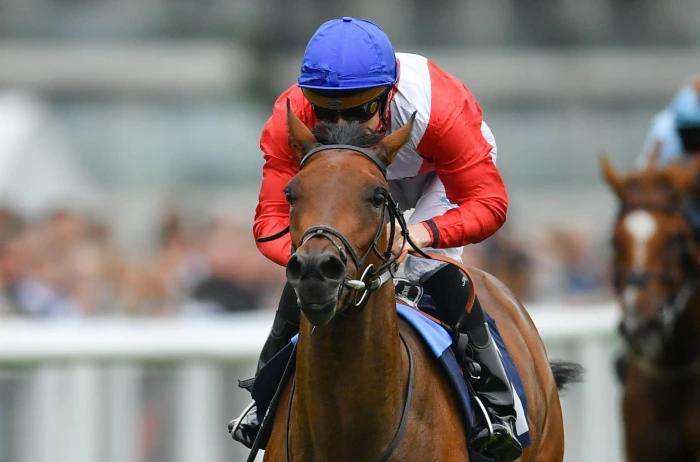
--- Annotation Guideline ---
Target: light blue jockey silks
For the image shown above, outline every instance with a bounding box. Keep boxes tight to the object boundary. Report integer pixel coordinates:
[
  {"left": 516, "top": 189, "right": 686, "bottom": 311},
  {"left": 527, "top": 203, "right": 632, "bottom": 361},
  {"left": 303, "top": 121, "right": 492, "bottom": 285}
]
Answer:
[
  {"left": 298, "top": 17, "right": 397, "bottom": 90},
  {"left": 638, "top": 83, "right": 700, "bottom": 167},
  {"left": 672, "top": 84, "right": 700, "bottom": 130}
]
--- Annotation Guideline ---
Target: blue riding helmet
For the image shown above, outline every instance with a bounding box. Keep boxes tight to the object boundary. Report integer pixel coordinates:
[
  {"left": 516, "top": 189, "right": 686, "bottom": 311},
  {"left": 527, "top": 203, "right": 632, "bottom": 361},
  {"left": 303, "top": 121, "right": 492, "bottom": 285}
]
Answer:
[
  {"left": 672, "top": 84, "right": 700, "bottom": 130},
  {"left": 298, "top": 17, "right": 397, "bottom": 91}
]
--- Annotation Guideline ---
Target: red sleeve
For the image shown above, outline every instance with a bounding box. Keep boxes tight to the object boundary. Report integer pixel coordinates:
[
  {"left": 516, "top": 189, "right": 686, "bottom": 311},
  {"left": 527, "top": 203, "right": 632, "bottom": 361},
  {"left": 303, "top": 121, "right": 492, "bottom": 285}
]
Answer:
[
  {"left": 253, "top": 85, "right": 314, "bottom": 266},
  {"left": 417, "top": 61, "right": 508, "bottom": 248}
]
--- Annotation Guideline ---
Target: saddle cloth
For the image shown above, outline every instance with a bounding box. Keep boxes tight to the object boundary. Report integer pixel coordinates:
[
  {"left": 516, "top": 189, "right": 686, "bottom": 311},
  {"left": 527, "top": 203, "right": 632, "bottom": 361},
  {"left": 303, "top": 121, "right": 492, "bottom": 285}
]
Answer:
[
  {"left": 396, "top": 303, "right": 531, "bottom": 450},
  {"left": 248, "top": 303, "right": 531, "bottom": 456}
]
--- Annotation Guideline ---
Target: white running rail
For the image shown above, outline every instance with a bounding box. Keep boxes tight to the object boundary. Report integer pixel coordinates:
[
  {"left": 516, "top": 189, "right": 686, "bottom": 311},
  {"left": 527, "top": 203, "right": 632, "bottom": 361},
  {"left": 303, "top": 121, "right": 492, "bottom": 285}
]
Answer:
[{"left": 0, "top": 304, "right": 624, "bottom": 462}]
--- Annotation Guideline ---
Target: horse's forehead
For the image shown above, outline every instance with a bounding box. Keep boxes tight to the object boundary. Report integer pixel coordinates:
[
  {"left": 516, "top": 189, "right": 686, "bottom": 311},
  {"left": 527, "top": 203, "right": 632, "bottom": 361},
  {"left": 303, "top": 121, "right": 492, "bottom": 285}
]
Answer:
[
  {"left": 619, "top": 210, "right": 661, "bottom": 270},
  {"left": 622, "top": 210, "right": 658, "bottom": 243},
  {"left": 298, "top": 152, "right": 382, "bottom": 186}
]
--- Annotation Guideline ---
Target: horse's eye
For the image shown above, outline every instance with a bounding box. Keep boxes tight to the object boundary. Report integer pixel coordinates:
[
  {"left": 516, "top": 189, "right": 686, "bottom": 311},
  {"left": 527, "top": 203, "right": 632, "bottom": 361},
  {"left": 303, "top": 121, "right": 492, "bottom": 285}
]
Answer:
[
  {"left": 284, "top": 187, "right": 296, "bottom": 205},
  {"left": 371, "top": 188, "right": 387, "bottom": 208}
]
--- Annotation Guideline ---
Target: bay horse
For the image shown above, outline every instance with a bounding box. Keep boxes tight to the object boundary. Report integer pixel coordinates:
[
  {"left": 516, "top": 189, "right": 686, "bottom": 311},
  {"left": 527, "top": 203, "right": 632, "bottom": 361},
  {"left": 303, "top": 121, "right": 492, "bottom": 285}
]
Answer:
[
  {"left": 261, "top": 105, "right": 574, "bottom": 461},
  {"left": 602, "top": 155, "right": 700, "bottom": 461}
]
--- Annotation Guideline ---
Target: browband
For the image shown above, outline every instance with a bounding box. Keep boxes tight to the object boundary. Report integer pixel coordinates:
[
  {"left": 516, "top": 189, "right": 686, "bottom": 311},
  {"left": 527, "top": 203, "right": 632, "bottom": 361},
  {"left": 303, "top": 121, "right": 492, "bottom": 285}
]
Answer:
[{"left": 301, "top": 144, "right": 387, "bottom": 178}]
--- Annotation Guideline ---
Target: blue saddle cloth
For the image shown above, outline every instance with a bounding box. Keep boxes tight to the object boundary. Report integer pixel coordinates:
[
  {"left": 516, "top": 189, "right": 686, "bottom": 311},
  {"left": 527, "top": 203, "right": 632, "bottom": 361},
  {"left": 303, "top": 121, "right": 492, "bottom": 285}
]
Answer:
[
  {"left": 249, "top": 303, "right": 531, "bottom": 456},
  {"left": 396, "top": 304, "right": 531, "bottom": 452}
]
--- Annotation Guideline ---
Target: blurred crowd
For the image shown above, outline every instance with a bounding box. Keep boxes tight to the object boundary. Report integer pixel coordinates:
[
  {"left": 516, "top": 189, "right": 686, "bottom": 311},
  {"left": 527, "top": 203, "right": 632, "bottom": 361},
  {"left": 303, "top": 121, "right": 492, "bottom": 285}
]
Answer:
[
  {"left": 0, "top": 205, "right": 609, "bottom": 319},
  {"left": 0, "top": 207, "right": 285, "bottom": 318}
]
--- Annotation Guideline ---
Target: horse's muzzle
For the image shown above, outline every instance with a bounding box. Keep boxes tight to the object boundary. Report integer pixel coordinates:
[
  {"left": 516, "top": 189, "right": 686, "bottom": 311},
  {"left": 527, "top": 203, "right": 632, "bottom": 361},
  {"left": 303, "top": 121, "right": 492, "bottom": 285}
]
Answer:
[
  {"left": 287, "top": 251, "right": 346, "bottom": 326},
  {"left": 619, "top": 316, "right": 664, "bottom": 358}
]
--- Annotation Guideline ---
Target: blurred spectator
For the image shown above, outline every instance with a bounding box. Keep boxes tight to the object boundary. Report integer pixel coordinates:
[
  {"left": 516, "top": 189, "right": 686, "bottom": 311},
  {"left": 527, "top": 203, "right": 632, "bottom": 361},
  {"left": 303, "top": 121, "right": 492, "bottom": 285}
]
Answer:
[
  {"left": 463, "top": 231, "right": 535, "bottom": 302},
  {"left": 186, "top": 216, "right": 285, "bottom": 314},
  {"left": 541, "top": 227, "right": 607, "bottom": 301},
  {"left": 0, "top": 203, "right": 611, "bottom": 318}
]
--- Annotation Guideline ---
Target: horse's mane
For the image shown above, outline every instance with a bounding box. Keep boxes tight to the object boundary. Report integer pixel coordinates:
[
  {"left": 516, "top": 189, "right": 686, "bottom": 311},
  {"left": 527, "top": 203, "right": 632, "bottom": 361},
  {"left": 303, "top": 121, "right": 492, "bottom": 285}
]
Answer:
[{"left": 312, "top": 122, "right": 384, "bottom": 148}]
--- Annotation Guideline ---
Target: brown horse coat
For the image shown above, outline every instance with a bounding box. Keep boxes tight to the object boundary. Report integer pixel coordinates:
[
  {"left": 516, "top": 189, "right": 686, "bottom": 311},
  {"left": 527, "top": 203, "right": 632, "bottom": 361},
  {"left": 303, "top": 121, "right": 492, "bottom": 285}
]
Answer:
[{"left": 263, "top": 268, "right": 565, "bottom": 461}]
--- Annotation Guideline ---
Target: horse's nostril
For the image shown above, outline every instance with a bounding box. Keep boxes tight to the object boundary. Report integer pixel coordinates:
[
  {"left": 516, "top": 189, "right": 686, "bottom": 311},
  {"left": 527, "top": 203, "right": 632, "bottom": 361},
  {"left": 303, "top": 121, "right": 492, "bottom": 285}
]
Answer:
[
  {"left": 319, "top": 254, "right": 345, "bottom": 281},
  {"left": 287, "top": 254, "right": 303, "bottom": 281}
]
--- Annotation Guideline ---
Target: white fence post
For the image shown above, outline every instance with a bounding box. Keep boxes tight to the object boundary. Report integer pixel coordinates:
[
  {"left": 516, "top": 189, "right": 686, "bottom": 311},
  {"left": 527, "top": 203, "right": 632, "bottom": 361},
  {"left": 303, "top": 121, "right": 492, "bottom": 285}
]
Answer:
[
  {"left": 64, "top": 362, "right": 102, "bottom": 462},
  {"left": 19, "top": 366, "right": 62, "bottom": 462},
  {"left": 176, "top": 361, "right": 223, "bottom": 462},
  {"left": 108, "top": 363, "right": 142, "bottom": 462}
]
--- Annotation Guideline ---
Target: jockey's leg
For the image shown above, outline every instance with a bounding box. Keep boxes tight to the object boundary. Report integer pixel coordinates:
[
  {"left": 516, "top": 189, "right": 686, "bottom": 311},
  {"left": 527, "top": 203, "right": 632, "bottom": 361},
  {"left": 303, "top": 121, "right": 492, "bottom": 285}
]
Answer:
[
  {"left": 229, "top": 283, "right": 299, "bottom": 448},
  {"left": 422, "top": 264, "right": 523, "bottom": 462},
  {"left": 256, "top": 283, "right": 299, "bottom": 372}
]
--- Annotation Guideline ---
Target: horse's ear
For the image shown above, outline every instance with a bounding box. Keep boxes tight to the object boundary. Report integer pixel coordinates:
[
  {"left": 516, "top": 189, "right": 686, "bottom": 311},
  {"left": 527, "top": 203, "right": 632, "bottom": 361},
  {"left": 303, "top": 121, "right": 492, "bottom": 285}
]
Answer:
[
  {"left": 600, "top": 154, "right": 624, "bottom": 198},
  {"left": 377, "top": 112, "right": 415, "bottom": 165},
  {"left": 643, "top": 141, "right": 662, "bottom": 172},
  {"left": 287, "top": 99, "right": 317, "bottom": 157}
]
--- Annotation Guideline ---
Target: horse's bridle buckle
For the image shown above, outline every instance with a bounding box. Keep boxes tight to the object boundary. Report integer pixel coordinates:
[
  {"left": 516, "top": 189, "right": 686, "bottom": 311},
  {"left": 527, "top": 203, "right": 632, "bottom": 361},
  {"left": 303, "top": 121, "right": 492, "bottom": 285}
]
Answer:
[{"left": 347, "top": 264, "right": 374, "bottom": 307}]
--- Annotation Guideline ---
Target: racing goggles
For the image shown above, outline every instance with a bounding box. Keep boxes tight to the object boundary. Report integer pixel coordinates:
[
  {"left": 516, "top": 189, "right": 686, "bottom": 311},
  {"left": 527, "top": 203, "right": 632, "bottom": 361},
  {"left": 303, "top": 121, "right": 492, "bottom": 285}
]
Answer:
[
  {"left": 303, "top": 86, "right": 389, "bottom": 123},
  {"left": 679, "top": 126, "right": 700, "bottom": 153}
]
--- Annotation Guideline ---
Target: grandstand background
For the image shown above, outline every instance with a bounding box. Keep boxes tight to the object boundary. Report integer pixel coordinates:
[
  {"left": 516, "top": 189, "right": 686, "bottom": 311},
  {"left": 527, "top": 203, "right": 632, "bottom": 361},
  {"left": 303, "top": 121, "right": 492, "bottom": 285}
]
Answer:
[{"left": 0, "top": 1, "right": 699, "bottom": 461}]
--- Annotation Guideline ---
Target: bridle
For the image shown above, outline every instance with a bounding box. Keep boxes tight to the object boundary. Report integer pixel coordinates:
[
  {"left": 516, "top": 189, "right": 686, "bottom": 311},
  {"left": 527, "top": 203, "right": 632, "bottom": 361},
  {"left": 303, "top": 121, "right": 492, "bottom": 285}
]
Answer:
[
  {"left": 614, "top": 204, "right": 700, "bottom": 379},
  {"left": 257, "top": 143, "right": 430, "bottom": 307}
]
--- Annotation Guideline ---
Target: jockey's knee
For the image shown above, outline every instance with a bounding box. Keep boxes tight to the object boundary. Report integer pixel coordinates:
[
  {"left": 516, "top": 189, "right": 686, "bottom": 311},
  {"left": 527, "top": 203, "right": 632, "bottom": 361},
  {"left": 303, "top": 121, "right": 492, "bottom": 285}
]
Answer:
[{"left": 421, "top": 264, "right": 483, "bottom": 329}]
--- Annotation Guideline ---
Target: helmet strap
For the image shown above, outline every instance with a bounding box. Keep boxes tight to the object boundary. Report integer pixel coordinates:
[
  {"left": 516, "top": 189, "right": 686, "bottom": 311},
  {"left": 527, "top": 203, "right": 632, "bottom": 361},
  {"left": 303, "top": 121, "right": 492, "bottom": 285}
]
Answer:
[{"left": 376, "top": 86, "right": 396, "bottom": 134}]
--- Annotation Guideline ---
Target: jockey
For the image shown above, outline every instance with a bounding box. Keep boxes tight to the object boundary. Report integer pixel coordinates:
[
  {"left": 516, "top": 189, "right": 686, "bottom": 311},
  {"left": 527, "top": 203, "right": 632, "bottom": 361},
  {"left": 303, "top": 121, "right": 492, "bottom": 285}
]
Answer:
[
  {"left": 231, "top": 17, "right": 521, "bottom": 461},
  {"left": 638, "top": 77, "right": 700, "bottom": 166},
  {"left": 637, "top": 77, "right": 700, "bottom": 229}
]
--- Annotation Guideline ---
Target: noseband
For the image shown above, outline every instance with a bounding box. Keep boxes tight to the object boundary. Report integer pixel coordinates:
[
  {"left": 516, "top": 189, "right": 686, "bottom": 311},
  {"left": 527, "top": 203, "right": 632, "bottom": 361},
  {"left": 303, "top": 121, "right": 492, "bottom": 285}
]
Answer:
[{"left": 258, "top": 143, "right": 430, "bottom": 307}]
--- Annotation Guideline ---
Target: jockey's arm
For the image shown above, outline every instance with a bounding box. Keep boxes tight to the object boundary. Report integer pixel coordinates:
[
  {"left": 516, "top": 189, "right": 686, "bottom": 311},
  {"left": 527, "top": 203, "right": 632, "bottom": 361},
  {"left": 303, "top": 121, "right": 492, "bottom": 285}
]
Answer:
[
  {"left": 254, "top": 87, "right": 309, "bottom": 266},
  {"left": 415, "top": 66, "right": 508, "bottom": 249},
  {"left": 636, "top": 109, "right": 684, "bottom": 169}
]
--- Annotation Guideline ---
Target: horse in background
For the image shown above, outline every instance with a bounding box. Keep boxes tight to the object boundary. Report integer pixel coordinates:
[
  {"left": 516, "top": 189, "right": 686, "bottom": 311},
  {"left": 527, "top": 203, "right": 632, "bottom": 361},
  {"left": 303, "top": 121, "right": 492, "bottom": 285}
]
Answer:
[
  {"left": 259, "top": 108, "right": 579, "bottom": 461},
  {"left": 602, "top": 154, "right": 700, "bottom": 461}
]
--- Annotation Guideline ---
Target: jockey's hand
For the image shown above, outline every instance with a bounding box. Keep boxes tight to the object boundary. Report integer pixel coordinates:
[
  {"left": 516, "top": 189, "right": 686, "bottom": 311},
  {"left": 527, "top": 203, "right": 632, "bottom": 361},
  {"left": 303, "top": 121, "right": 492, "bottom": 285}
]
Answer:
[{"left": 388, "top": 222, "right": 432, "bottom": 257}]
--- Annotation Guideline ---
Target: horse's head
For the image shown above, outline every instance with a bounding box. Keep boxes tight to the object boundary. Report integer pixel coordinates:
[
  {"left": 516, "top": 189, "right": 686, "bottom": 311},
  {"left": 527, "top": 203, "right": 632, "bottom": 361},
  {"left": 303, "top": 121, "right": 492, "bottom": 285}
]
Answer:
[
  {"left": 284, "top": 102, "right": 414, "bottom": 326},
  {"left": 602, "top": 155, "right": 700, "bottom": 358}
]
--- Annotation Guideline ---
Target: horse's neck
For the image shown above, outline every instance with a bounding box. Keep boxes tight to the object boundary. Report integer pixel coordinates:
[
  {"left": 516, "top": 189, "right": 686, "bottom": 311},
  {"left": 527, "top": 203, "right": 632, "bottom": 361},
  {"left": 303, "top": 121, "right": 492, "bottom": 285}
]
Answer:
[{"left": 293, "top": 284, "right": 406, "bottom": 458}]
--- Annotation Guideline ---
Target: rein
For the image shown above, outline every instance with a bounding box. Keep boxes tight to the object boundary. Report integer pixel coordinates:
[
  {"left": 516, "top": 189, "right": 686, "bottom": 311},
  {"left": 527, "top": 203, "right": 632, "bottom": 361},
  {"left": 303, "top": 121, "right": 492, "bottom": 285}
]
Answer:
[{"left": 284, "top": 332, "right": 415, "bottom": 462}]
